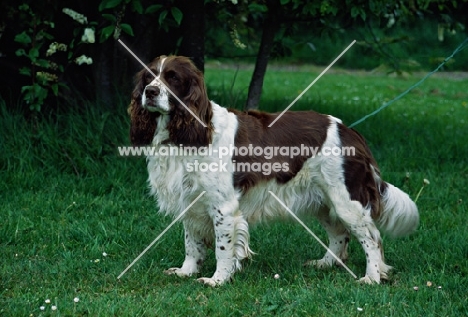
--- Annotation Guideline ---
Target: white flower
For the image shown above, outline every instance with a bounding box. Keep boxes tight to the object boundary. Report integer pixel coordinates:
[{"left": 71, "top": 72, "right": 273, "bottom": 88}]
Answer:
[
  {"left": 37, "top": 71, "right": 58, "bottom": 82},
  {"left": 46, "top": 45, "right": 56, "bottom": 56},
  {"left": 46, "top": 42, "right": 67, "bottom": 56},
  {"left": 62, "top": 8, "right": 88, "bottom": 24},
  {"left": 102, "top": 252, "right": 108, "bottom": 257},
  {"left": 274, "top": 274, "right": 280, "bottom": 279},
  {"left": 75, "top": 55, "right": 93, "bottom": 65},
  {"left": 229, "top": 26, "right": 246, "bottom": 50},
  {"left": 385, "top": 14, "right": 395, "bottom": 28},
  {"left": 51, "top": 305, "right": 57, "bottom": 311},
  {"left": 74, "top": 297, "right": 80, "bottom": 303},
  {"left": 40, "top": 306, "right": 46, "bottom": 311},
  {"left": 81, "top": 28, "right": 95, "bottom": 43},
  {"left": 357, "top": 307, "right": 363, "bottom": 312},
  {"left": 423, "top": 179, "right": 430, "bottom": 185},
  {"left": 45, "top": 299, "right": 51, "bottom": 304}
]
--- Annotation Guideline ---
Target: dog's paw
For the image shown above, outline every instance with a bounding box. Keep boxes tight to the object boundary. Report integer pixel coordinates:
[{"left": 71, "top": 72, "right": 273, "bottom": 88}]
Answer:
[
  {"left": 197, "top": 277, "right": 220, "bottom": 287},
  {"left": 357, "top": 275, "right": 380, "bottom": 285},
  {"left": 164, "top": 268, "right": 194, "bottom": 277}
]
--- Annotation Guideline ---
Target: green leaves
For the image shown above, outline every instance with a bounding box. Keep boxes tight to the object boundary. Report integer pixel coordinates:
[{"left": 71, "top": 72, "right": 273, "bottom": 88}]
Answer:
[
  {"left": 15, "top": 47, "right": 41, "bottom": 62},
  {"left": 98, "top": 0, "right": 123, "bottom": 11},
  {"left": 14, "top": 31, "right": 32, "bottom": 44},
  {"left": 131, "top": 0, "right": 144, "bottom": 14},
  {"left": 158, "top": 10, "right": 168, "bottom": 25},
  {"left": 15, "top": 49, "right": 27, "bottom": 57},
  {"left": 51, "top": 83, "right": 59, "bottom": 96},
  {"left": 350, "top": 6, "right": 367, "bottom": 20},
  {"left": 13, "top": 4, "right": 100, "bottom": 112},
  {"left": 120, "top": 23, "right": 134, "bottom": 36},
  {"left": 145, "top": 4, "right": 163, "bottom": 14},
  {"left": 102, "top": 13, "right": 116, "bottom": 23},
  {"left": 100, "top": 25, "right": 115, "bottom": 42},
  {"left": 29, "top": 47, "right": 39, "bottom": 59},
  {"left": 171, "top": 7, "right": 183, "bottom": 25},
  {"left": 21, "top": 84, "right": 49, "bottom": 111},
  {"left": 98, "top": 1, "right": 182, "bottom": 41},
  {"left": 98, "top": 0, "right": 146, "bottom": 14},
  {"left": 19, "top": 68, "right": 31, "bottom": 77},
  {"left": 157, "top": 6, "right": 183, "bottom": 26}
]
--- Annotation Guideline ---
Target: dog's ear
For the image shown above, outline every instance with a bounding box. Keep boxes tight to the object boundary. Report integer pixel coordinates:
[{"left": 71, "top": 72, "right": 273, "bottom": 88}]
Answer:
[
  {"left": 167, "top": 57, "right": 213, "bottom": 147},
  {"left": 127, "top": 68, "right": 159, "bottom": 146}
]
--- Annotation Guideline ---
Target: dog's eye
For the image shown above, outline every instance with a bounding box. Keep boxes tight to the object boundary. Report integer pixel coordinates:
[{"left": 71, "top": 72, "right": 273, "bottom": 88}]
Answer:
[
  {"left": 144, "top": 72, "right": 155, "bottom": 83},
  {"left": 166, "top": 71, "right": 179, "bottom": 83}
]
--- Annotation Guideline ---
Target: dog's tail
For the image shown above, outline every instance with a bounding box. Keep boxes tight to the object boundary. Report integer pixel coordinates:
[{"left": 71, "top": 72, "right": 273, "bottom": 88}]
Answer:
[{"left": 377, "top": 182, "right": 419, "bottom": 238}]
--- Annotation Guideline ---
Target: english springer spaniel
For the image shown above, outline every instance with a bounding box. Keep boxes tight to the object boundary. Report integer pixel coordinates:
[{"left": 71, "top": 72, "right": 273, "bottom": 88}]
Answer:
[{"left": 127, "top": 55, "right": 419, "bottom": 286}]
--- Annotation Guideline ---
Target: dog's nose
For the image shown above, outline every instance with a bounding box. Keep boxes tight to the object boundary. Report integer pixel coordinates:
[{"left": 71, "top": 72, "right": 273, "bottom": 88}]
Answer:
[{"left": 145, "top": 86, "right": 160, "bottom": 98}]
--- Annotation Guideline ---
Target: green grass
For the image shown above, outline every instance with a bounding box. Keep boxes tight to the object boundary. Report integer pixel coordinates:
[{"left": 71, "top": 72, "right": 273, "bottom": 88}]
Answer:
[{"left": 1, "top": 66, "right": 468, "bottom": 316}]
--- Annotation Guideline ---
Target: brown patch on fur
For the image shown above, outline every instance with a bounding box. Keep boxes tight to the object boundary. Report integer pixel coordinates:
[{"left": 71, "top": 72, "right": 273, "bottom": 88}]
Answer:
[
  {"left": 338, "top": 124, "right": 387, "bottom": 219},
  {"left": 128, "top": 99, "right": 159, "bottom": 146},
  {"left": 127, "top": 58, "right": 162, "bottom": 146},
  {"left": 229, "top": 109, "right": 331, "bottom": 193},
  {"left": 164, "top": 56, "right": 213, "bottom": 147}
]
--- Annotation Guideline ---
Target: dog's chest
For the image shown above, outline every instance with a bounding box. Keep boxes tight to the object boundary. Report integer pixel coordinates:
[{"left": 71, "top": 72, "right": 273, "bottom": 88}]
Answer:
[
  {"left": 147, "top": 145, "right": 212, "bottom": 192},
  {"left": 146, "top": 142, "right": 236, "bottom": 215}
]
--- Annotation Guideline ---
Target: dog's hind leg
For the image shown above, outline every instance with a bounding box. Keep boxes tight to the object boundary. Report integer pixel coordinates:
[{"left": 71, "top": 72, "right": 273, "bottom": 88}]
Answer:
[{"left": 325, "top": 185, "right": 390, "bottom": 284}]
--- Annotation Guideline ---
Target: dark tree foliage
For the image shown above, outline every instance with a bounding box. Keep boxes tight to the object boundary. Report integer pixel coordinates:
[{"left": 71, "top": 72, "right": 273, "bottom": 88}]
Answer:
[
  {"left": 0, "top": 0, "right": 201, "bottom": 112},
  {"left": 0, "top": 0, "right": 466, "bottom": 113}
]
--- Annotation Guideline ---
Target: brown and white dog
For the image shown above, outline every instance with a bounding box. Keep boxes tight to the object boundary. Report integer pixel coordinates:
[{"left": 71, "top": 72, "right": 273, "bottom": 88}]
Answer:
[{"left": 128, "top": 55, "right": 419, "bottom": 286}]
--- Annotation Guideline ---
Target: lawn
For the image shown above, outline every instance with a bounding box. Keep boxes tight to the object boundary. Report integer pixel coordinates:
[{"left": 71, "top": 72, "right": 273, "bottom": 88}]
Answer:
[{"left": 1, "top": 64, "right": 467, "bottom": 316}]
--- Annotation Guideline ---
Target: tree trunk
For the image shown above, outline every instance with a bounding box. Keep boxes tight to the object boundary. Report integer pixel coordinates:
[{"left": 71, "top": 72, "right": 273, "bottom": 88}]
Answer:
[
  {"left": 245, "top": 0, "right": 280, "bottom": 110},
  {"left": 177, "top": 0, "right": 205, "bottom": 72},
  {"left": 94, "top": 40, "right": 114, "bottom": 105}
]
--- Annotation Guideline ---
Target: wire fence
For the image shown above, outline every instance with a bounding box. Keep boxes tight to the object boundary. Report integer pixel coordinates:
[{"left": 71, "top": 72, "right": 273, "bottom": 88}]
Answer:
[{"left": 348, "top": 37, "right": 468, "bottom": 129}]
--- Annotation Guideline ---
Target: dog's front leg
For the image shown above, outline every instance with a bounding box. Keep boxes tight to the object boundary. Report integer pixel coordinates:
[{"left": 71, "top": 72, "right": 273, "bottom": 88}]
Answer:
[
  {"left": 198, "top": 200, "right": 240, "bottom": 287},
  {"left": 164, "top": 220, "right": 207, "bottom": 277}
]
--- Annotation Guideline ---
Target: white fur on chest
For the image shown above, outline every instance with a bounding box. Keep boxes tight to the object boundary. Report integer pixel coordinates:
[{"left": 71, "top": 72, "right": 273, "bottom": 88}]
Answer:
[{"left": 147, "top": 102, "right": 239, "bottom": 216}]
